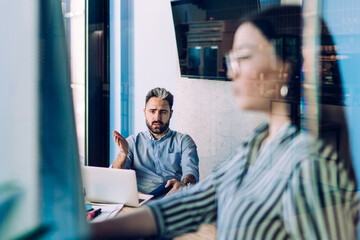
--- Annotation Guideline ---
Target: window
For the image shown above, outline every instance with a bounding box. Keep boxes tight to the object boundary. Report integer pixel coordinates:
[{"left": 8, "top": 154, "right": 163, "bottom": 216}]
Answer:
[
  {"left": 62, "top": 0, "right": 110, "bottom": 167},
  {"left": 61, "top": 0, "right": 86, "bottom": 163}
]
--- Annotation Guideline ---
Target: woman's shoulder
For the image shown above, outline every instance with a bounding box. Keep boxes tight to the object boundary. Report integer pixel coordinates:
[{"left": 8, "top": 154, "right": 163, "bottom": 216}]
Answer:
[{"left": 288, "top": 134, "right": 356, "bottom": 190}]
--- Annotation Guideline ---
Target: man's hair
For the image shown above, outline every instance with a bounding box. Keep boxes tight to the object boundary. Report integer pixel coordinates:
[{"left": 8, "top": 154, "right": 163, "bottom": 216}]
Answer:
[{"left": 145, "top": 87, "right": 174, "bottom": 109}]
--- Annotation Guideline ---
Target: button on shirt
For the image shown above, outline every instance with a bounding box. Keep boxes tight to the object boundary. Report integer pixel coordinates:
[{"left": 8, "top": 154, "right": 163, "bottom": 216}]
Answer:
[{"left": 124, "top": 129, "right": 199, "bottom": 194}]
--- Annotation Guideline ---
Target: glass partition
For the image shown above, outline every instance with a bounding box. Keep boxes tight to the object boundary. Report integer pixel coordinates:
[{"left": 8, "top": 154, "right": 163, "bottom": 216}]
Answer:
[{"left": 61, "top": 0, "right": 86, "bottom": 163}]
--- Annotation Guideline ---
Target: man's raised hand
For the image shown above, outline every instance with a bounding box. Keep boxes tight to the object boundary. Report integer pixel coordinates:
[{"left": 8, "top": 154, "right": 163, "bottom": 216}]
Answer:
[{"left": 112, "top": 130, "right": 129, "bottom": 169}]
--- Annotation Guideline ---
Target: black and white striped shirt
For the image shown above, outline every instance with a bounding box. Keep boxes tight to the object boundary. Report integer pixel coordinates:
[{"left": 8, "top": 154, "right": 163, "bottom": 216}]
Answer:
[{"left": 148, "top": 123, "right": 359, "bottom": 239}]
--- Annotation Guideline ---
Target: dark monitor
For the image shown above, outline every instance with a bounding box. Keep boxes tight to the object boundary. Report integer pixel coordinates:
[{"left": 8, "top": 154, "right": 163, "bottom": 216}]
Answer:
[{"left": 171, "top": 0, "right": 281, "bottom": 80}]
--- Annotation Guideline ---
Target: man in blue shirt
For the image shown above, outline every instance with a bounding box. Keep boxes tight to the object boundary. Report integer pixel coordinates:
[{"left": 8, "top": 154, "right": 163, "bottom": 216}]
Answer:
[{"left": 111, "top": 87, "right": 199, "bottom": 196}]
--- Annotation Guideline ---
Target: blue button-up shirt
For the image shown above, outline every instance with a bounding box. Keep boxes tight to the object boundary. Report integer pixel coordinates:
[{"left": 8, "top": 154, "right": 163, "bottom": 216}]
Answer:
[{"left": 124, "top": 129, "right": 199, "bottom": 194}]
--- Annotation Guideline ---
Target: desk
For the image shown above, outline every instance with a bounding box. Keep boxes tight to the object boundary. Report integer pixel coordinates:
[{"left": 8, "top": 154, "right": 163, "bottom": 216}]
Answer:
[{"left": 118, "top": 206, "right": 217, "bottom": 240}]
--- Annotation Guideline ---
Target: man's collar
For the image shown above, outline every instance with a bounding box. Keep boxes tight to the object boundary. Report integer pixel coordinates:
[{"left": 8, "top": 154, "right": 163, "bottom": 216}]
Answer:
[{"left": 146, "top": 128, "right": 172, "bottom": 141}]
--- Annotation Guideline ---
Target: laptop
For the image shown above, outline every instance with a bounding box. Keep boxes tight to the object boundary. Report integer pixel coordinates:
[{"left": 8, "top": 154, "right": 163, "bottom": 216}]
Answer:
[{"left": 81, "top": 166, "right": 153, "bottom": 207}]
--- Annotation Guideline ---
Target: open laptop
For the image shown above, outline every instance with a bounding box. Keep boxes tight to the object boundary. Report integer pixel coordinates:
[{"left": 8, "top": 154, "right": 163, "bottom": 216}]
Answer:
[{"left": 81, "top": 166, "right": 153, "bottom": 207}]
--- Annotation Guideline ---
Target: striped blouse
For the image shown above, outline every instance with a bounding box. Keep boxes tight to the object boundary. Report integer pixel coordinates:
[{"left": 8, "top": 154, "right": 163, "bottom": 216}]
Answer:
[{"left": 147, "top": 123, "right": 359, "bottom": 239}]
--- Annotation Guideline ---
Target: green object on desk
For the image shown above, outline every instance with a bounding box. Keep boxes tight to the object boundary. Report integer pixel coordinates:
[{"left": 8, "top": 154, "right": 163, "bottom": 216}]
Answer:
[{"left": 86, "top": 204, "right": 93, "bottom": 211}]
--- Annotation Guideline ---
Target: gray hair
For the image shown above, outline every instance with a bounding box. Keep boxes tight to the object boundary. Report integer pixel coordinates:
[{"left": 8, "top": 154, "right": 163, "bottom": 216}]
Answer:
[{"left": 145, "top": 87, "right": 174, "bottom": 109}]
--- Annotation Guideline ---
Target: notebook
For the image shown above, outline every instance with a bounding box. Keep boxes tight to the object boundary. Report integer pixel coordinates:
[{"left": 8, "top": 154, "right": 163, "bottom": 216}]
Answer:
[{"left": 81, "top": 166, "right": 153, "bottom": 207}]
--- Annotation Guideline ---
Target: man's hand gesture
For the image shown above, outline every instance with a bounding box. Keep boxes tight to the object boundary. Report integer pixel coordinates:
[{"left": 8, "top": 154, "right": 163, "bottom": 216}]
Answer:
[{"left": 112, "top": 130, "right": 129, "bottom": 168}]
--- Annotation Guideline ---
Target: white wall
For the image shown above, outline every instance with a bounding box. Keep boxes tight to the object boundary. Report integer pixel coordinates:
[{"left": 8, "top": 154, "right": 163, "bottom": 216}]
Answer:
[
  {"left": 176, "top": 78, "right": 267, "bottom": 179},
  {"left": 133, "top": 0, "right": 179, "bottom": 133}
]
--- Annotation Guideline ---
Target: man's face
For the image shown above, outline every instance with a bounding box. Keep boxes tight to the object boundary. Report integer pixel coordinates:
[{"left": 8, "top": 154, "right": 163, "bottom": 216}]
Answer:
[{"left": 144, "top": 97, "right": 173, "bottom": 135}]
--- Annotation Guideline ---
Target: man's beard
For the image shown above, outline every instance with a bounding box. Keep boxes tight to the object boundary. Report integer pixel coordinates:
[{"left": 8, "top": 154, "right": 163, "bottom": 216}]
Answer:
[{"left": 146, "top": 119, "right": 170, "bottom": 135}]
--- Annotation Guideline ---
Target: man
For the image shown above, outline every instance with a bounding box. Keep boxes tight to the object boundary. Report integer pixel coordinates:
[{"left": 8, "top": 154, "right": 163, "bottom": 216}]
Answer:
[{"left": 112, "top": 87, "right": 199, "bottom": 197}]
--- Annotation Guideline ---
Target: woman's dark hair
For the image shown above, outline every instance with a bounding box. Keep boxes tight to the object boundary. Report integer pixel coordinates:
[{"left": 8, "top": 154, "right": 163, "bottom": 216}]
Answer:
[
  {"left": 239, "top": 5, "right": 344, "bottom": 124},
  {"left": 240, "top": 6, "right": 354, "bottom": 180}
]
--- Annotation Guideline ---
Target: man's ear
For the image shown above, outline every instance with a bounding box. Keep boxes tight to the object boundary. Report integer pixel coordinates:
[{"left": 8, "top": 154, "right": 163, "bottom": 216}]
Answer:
[
  {"left": 143, "top": 108, "right": 146, "bottom": 117},
  {"left": 170, "top": 110, "right": 173, "bottom": 119}
]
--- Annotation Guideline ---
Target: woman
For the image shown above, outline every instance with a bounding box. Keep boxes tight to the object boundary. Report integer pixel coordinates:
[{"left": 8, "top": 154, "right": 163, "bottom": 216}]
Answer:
[{"left": 92, "top": 5, "right": 358, "bottom": 239}]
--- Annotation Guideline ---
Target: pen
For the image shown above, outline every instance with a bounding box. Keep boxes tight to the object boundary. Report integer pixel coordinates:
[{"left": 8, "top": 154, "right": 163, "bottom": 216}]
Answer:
[
  {"left": 87, "top": 208, "right": 102, "bottom": 220},
  {"left": 87, "top": 208, "right": 94, "bottom": 212}
]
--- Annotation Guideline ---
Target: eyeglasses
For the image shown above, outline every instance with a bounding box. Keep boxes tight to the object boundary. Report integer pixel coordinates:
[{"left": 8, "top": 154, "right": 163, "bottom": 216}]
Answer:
[
  {"left": 225, "top": 48, "right": 273, "bottom": 78},
  {"left": 225, "top": 50, "right": 247, "bottom": 78}
]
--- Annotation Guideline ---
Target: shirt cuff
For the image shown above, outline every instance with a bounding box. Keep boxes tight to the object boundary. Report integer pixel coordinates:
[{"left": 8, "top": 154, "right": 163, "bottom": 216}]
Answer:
[
  {"left": 146, "top": 203, "right": 166, "bottom": 236},
  {"left": 181, "top": 172, "right": 199, "bottom": 182}
]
